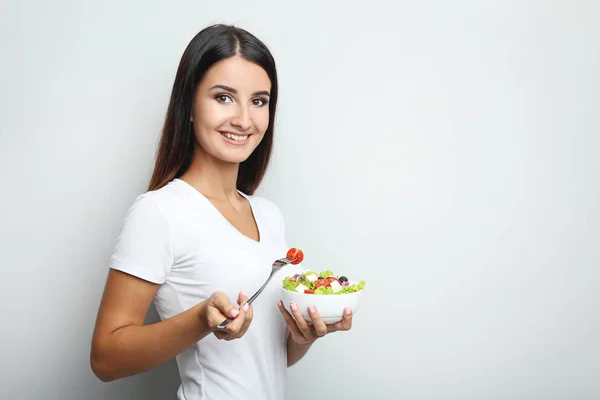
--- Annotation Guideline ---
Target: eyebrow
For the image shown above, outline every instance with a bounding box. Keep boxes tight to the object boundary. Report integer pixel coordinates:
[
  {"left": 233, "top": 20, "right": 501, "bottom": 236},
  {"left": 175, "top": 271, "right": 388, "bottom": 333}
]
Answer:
[{"left": 209, "top": 84, "right": 270, "bottom": 97}]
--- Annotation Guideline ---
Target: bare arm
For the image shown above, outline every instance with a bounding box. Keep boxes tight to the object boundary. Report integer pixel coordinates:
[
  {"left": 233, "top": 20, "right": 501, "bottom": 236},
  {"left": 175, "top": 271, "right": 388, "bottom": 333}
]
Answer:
[
  {"left": 278, "top": 301, "right": 354, "bottom": 368},
  {"left": 286, "top": 334, "right": 313, "bottom": 367},
  {"left": 90, "top": 269, "right": 251, "bottom": 382}
]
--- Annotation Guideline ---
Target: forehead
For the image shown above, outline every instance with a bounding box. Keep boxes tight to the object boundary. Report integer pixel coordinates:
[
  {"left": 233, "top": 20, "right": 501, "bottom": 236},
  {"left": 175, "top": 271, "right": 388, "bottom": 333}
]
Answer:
[{"left": 199, "top": 56, "right": 271, "bottom": 92}]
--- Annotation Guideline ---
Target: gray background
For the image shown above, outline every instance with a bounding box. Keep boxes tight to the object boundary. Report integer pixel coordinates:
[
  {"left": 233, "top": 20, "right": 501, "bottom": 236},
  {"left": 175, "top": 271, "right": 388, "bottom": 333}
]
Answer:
[{"left": 1, "top": 0, "right": 599, "bottom": 399}]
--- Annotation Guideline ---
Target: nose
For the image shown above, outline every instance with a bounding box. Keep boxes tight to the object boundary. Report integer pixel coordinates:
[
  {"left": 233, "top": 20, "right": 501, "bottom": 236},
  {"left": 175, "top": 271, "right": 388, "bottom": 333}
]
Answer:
[{"left": 231, "top": 104, "right": 252, "bottom": 131}]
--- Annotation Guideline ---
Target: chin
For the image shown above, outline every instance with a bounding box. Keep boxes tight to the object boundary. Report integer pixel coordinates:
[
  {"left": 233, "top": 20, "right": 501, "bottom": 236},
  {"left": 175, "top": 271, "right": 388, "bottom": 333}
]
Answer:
[
  {"left": 197, "top": 134, "right": 263, "bottom": 165},
  {"left": 222, "top": 154, "right": 253, "bottom": 164},
  {"left": 217, "top": 136, "right": 262, "bottom": 163},
  {"left": 215, "top": 148, "right": 256, "bottom": 164}
]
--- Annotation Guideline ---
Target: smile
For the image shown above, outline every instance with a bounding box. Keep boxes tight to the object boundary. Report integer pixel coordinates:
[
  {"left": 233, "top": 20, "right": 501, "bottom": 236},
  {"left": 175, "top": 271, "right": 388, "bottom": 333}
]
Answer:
[
  {"left": 220, "top": 131, "right": 250, "bottom": 143},
  {"left": 222, "top": 132, "right": 248, "bottom": 141}
]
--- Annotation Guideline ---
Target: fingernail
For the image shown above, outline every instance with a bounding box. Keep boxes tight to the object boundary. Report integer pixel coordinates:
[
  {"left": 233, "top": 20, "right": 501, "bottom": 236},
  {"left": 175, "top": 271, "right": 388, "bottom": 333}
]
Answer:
[
  {"left": 230, "top": 309, "right": 239, "bottom": 318},
  {"left": 243, "top": 303, "right": 249, "bottom": 312},
  {"left": 290, "top": 302, "right": 298, "bottom": 311},
  {"left": 309, "top": 305, "right": 316, "bottom": 313},
  {"left": 277, "top": 300, "right": 283, "bottom": 307},
  {"left": 240, "top": 290, "right": 246, "bottom": 297},
  {"left": 344, "top": 307, "right": 352, "bottom": 315}
]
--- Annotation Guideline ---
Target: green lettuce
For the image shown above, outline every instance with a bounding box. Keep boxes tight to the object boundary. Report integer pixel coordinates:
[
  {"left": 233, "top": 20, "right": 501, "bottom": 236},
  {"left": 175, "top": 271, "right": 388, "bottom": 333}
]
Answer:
[
  {"left": 282, "top": 272, "right": 366, "bottom": 295},
  {"left": 282, "top": 278, "right": 300, "bottom": 292},
  {"left": 314, "top": 286, "right": 333, "bottom": 295},
  {"left": 318, "top": 270, "right": 335, "bottom": 278}
]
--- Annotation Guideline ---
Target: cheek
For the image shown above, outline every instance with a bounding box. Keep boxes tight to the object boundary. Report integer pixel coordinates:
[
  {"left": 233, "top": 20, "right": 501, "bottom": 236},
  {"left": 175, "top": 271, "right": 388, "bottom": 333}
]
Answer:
[
  {"left": 195, "top": 107, "right": 231, "bottom": 147},
  {"left": 197, "top": 101, "right": 230, "bottom": 129},
  {"left": 252, "top": 108, "right": 271, "bottom": 133}
]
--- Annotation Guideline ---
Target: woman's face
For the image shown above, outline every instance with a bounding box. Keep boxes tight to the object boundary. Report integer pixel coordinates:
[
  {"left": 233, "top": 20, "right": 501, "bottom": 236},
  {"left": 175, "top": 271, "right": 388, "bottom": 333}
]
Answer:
[{"left": 191, "top": 56, "right": 271, "bottom": 165}]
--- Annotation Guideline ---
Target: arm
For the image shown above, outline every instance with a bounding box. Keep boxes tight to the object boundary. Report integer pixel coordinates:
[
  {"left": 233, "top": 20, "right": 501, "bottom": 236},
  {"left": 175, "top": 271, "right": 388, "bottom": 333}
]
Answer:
[
  {"left": 278, "top": 301, "right": 354, "bottom": 368},
  {"left": 287, "top": 333, "right": 313, "bottom": 367},
  {"left": 90, "top": 269, "right": 249, "bottom": 382},
  {"left": 90, "top": 269, "right": 210, "bottom": 381}
]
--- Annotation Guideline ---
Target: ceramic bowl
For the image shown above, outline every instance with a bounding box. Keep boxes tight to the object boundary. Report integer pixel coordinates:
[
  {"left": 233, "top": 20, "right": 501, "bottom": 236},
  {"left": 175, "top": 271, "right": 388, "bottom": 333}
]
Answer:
[{"left": 280, "top": 282, "right": 364, "bottom": 324}]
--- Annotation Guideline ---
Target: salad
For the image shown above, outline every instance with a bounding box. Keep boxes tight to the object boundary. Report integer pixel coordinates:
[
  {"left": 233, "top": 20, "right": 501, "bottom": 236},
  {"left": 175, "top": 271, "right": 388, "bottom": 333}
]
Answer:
[{"left": 282, "top": 269, "right": 366, "bottom": 295}]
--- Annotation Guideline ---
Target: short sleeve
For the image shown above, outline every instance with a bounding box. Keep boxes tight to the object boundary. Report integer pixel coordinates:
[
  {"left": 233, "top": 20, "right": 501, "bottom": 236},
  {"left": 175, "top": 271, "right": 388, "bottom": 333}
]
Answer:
[{"left": 108, "top": 193, "right": 173, "bottom": 284}]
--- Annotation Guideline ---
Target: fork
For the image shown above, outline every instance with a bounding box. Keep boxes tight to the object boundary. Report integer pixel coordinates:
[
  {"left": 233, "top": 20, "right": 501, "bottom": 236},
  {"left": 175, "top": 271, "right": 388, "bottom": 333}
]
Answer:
[{"left": 216, "top": 256, "right": 296, "bottom": 331}]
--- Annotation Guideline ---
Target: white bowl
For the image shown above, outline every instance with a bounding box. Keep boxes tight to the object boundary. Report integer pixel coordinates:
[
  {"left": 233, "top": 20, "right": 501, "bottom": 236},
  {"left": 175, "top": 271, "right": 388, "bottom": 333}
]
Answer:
[{"left": 280, "top": 282, "right": 364, "bottom": 324}]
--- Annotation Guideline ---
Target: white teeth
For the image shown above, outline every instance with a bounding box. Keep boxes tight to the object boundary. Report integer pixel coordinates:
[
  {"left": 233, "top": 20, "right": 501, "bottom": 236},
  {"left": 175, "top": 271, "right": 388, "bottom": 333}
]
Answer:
[{"left": 223, "top": 132, "right": 248, "bottom": 141}]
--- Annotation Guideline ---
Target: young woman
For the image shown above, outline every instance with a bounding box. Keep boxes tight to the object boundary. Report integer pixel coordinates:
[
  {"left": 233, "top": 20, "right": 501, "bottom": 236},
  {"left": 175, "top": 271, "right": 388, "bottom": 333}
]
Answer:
[{"left": 90, "top": 24, "right": 353, "bottom": 399}]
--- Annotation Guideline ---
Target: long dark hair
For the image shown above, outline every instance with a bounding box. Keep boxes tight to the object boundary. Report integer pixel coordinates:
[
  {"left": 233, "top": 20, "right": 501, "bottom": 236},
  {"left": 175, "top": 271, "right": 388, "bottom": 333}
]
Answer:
[{"left": 148, "top": 24, "right": 279, "bottom": 194}]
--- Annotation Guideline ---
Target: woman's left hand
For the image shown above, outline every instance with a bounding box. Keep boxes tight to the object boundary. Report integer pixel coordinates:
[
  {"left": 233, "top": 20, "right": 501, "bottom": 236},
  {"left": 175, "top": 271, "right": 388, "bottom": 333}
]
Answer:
[{"left": 277, "top": 301, "right": 353, "bottom": 344}]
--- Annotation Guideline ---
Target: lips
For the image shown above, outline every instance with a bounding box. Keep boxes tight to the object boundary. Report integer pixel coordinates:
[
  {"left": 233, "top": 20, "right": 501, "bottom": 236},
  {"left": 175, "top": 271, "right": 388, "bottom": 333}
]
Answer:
[{"left": 220, "top": 131, "right": 250, "bottom": 142}]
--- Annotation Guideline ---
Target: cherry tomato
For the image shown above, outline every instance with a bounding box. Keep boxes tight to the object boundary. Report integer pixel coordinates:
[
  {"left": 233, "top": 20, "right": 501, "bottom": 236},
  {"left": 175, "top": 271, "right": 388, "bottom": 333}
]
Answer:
[
  {"left": 286, "top": 248, "right": 304, "bottom": 264},
  {"left": 304, "top": 289, "right": 314, "bottom": 294},
  {"left": 327, "top": 277, "right": 341, "bottom": 286},
  {"left": 314, "top": 279, "right": 330, "bottom": 289}
]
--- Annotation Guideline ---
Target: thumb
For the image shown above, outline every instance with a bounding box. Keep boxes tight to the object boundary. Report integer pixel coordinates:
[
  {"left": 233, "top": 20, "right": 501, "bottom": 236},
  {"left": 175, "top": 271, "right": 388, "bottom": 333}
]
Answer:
[
  {"left": 238, "top": 290, "right": 250, "bottom": 312},
  {"left": 212, "top": 292, "right": 240, "bottom": 319},
  {"left": 238, "top": 290, "right": 250, "bottom": 304}
]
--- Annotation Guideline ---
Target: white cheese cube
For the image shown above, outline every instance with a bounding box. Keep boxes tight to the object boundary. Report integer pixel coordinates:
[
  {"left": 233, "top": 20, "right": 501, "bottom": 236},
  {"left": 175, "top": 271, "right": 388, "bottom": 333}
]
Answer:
[
  {"left": 330, "top": 280, "right": 342, "bottom": 293},
  {"left": 295, "top": 283, "right": 309, "bottom": 293},
  {"left": 305, "top": 274, "right": 318, "bottom": 282}
]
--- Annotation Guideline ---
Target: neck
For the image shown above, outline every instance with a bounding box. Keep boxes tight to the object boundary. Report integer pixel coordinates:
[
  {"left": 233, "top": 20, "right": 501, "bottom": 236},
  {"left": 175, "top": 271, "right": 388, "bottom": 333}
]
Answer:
[{"left": 180, "top": 147, "right": 240, "bottom": 201}]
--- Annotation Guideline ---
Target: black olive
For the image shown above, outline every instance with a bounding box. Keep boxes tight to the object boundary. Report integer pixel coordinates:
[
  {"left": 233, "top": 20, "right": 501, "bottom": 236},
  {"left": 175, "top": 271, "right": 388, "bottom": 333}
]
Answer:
[{"left": 339, "top": 276, "right": 348, "bottom": 283}]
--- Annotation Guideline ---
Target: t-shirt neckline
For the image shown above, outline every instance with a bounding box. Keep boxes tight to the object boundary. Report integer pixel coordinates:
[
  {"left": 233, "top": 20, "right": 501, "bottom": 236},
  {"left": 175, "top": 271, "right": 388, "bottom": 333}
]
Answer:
[{"left": 172, "top": 178, "right": 262, "bottom": 244}]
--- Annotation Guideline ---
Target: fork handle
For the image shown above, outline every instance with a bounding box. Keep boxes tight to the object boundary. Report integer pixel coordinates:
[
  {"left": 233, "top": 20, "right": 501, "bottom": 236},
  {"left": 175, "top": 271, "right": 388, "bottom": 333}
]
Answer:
[
  {"left": 216, "top": 270, "right": 278, "bottom": 330},
  {"left": 246, "top": 269, "right": 278, "bottom": 305},
  {"left": 216, "top": 317, "right": 233, "bottom": 330}
]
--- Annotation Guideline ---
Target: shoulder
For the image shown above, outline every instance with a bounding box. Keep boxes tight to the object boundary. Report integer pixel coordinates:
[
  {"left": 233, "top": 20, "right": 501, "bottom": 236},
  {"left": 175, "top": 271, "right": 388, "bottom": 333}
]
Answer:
[{"left": 124, "top": 180, "right": 189, "bottom": 222}]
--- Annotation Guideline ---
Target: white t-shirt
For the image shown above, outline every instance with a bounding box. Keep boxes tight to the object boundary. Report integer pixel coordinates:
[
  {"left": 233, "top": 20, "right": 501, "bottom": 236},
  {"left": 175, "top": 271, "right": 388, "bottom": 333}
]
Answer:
[{"left": 109, "top": 178, "right": 303, "bottom": 400}]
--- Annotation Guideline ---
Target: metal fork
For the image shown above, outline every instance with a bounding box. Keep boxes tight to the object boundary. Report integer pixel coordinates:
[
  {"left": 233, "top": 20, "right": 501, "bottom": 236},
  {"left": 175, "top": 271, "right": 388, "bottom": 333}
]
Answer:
[{"left": 216, "top": 256, "right": 296, "bottom": 331}]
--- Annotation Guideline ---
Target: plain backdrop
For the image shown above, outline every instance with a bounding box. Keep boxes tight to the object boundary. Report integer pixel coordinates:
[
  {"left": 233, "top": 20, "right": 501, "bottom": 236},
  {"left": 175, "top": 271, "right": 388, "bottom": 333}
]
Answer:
[{"left": 1, "top": 0, "right": 599, "bottom": 399}]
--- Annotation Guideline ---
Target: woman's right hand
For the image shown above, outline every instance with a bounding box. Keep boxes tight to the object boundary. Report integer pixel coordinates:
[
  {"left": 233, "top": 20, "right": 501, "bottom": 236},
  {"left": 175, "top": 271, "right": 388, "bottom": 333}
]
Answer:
[
  {"left": 91, "top": 270, "right": 254, "bottom": 382},
  {"left": 204, "top": 291, "right": 253, "bottom": 340}
]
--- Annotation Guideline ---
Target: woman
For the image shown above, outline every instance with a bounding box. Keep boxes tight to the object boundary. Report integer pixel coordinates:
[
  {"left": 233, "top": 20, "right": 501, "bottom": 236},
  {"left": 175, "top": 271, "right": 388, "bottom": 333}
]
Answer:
[{"left": 90, "top": 24, "right": 353, "bottom": 399}]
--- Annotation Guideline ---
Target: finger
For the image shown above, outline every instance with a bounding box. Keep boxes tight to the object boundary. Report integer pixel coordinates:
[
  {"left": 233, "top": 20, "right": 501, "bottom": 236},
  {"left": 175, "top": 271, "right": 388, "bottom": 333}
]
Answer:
[
  {"left": 209, "top": 293, "right": 247, "bottom": 335},
  {"left": 327, "top": 306, "right": 353, "bottom": 333},
  {"left": 237, "top": 290, "right": 248, "bottom": 307},
  {"left": 233, "top": 292, "right": 254, "bottom": 338},
  {"left": 237, "top": 291, "right": 252, "bottom": 323},
  {"left": 226, "top": 303, "right": 248, "bottom": 333},
  {"left": 214, "top": 330, "right": 230, "bottom": 340},
  {"left": 212, "top": 292, "right": 241, "bottom": 320},
  {"left": 307, "top": 305, "right": 327, "bottom": 337},
  {"left": 289, "top": 302, "right": 313, "bottom": 339},
  {"left": 277, "top": 300, "right": 303, "bottom": 338},
  {"left": 340, "top": 306, "right": 353, "bottom": 330},
  {"left": 217, "top": 307, "right": 248, "bottom": 337}
]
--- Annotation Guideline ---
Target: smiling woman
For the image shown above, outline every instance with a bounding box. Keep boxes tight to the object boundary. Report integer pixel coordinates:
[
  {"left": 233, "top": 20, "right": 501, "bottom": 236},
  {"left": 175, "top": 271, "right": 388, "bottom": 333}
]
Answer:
[
  {"left": 147, "top": 25, "right": 279, "bottom": 195},
  {"left": 189, "top": 57, "right": 271, "bottom": 165},
  {"left": 89, "top": 24, "right": 353, "bottom": 400}
]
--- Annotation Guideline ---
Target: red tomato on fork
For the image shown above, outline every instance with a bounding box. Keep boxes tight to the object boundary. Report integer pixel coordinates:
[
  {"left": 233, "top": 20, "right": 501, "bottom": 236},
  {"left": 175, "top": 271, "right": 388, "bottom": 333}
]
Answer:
[{"left": 286, "top": 248, "right": 304, "bottom": 264}]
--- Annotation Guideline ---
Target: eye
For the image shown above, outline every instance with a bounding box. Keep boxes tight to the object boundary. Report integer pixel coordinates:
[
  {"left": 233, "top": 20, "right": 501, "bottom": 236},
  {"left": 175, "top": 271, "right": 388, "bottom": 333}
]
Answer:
[
  {"left": 215, "top": 94, "right": 233, "bottom": 103},
  {"left": 251, "top": 98, "right": 268, "bottom": 107}
]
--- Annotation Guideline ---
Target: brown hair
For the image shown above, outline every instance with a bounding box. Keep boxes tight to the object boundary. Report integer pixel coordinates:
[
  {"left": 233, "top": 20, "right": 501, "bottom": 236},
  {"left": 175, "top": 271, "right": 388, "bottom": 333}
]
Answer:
[{"left": 148, "top": 24, "right": 279, "bottom": 194}]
